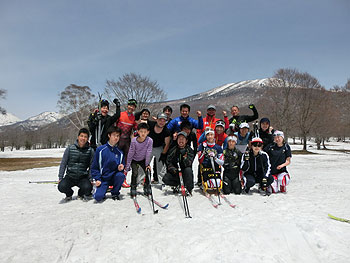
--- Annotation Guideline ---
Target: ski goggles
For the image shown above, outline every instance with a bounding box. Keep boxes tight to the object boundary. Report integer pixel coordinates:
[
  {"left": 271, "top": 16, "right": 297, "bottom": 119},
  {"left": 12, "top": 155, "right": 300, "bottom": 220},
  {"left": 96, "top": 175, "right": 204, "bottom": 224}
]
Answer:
[
  {"left": 251, "top": 142, "right": 263, "bottom": 147},
  {"left": 215, "top": 120, "right": 225, "bottom": 128}
]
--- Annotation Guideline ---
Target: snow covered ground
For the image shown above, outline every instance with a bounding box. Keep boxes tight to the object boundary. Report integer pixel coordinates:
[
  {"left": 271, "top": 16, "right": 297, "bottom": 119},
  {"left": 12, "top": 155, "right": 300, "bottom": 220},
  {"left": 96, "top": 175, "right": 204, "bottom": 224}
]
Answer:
[{"left": 0, "top": 144, "right": 349, "bottom": 263}]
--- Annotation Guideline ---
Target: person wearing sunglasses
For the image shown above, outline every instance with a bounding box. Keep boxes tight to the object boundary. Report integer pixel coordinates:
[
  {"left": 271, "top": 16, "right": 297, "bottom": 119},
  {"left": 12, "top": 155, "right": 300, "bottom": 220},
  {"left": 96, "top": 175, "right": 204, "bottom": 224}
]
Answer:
[
  {"left": 240, "top": 137, "right": 274, "bottom": 194},
  {"left": 265, "top": 130, "right": 291, "bottom": 193}
]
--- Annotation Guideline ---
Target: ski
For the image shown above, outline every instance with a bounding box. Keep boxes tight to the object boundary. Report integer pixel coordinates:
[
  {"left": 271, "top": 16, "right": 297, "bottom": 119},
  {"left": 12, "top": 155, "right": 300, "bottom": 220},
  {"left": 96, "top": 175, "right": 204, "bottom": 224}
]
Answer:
[
  {"left": 328, "top": 214, "right": 350, "bottom": 223},
  {"left": 205, "top": 192, "right": 219, "bottom": 208},
  {"left": 219, "top": 193, "right": 236, "bottom": 208},
  {"left": 133, "top": 196, "right": 141, "bottom": 214},
  {"left": 29, "top": 180, "right": 58, "bottom": 184},
  {"left": 137, "top": 192, "right": 169, "bottom": 209}
]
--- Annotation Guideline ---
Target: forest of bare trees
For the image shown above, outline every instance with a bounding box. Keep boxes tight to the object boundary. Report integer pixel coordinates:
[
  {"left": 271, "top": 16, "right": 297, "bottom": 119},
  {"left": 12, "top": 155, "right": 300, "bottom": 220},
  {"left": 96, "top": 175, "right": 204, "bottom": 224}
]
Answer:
[{"left": 1, "top": 70, "right": 349, "bottom": 151}]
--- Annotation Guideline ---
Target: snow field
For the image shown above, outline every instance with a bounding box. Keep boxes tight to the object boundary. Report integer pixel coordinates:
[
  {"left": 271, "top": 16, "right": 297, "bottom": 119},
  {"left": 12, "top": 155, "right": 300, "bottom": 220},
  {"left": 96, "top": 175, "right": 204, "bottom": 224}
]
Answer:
[{"left": 0, "top": 148, "right": 349, "bottom": 262}]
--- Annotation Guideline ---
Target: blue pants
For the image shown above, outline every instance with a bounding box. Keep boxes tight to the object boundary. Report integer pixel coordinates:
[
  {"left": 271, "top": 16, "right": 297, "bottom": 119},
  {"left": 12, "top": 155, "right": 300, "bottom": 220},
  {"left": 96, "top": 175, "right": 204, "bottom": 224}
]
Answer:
[{"left": 94, "top": 172, "right": 125, "bottom": 201}]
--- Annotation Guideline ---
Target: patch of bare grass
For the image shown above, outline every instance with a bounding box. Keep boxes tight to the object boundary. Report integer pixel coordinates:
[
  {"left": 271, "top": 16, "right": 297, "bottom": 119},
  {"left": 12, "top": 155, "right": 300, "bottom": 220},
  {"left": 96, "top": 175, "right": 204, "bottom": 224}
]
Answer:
[{"left": 0, "top": 158, "right": 61, "bottom": 171}]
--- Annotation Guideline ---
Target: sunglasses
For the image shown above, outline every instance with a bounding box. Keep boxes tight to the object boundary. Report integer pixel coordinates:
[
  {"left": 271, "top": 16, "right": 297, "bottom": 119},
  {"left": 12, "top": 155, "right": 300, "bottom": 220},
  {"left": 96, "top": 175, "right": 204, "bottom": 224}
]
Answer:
[{"left": 251, "top": 142, "right": 262, "bottom": 147}]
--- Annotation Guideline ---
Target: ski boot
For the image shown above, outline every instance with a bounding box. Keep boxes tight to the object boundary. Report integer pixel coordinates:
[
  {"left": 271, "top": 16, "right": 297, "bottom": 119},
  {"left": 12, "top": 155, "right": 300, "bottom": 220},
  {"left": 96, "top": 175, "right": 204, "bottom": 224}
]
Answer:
[
  {"left": 122, "top": 179, "right": 130, "bottom": 188},
  {"left": 111, "top": 194, "right": 120, "bottom": 200}
]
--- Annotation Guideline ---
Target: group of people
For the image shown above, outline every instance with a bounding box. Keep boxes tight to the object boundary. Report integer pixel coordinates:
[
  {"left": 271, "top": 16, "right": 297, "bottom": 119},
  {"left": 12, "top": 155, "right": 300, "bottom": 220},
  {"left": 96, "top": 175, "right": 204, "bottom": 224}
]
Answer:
[{"left": 57, "top": 98, "right": 292, "bottom": 202}]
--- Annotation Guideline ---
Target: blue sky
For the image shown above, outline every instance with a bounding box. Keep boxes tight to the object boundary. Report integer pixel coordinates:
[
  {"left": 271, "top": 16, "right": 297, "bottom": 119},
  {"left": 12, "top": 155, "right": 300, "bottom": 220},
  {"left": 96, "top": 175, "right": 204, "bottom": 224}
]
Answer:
[{"left": 1, "top": 0, "right": 349, "bottom": 119}]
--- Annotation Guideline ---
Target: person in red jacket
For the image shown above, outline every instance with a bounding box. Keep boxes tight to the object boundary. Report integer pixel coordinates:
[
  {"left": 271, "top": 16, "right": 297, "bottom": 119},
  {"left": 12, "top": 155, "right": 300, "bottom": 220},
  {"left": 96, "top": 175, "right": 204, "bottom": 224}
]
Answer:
[
  {"left": 196, "top": 105, "right": 229, "bottom": 143},
  {"left": 116, "top": 98, "right": 138, "bottom": 187}
]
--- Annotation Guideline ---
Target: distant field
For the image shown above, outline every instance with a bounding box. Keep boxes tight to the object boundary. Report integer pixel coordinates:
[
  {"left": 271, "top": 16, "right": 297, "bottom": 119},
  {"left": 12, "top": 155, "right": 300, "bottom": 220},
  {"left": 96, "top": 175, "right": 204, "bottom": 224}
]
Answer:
[{"left": 0, "top": 158, "right": 61, "bottom": 171}]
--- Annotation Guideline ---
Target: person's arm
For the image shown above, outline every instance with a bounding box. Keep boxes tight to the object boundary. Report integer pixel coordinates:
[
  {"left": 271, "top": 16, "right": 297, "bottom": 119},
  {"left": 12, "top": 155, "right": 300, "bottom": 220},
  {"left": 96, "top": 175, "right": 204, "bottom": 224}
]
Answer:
[
  {"left": 166, "top": 118, "right": 177, "bottom": 133},
  {"left": 183, "top": 147, "right": 194, "bottom": 168},
  {"left": 58, "top": 147, "right": 70, "bottom": 181},
  {"left": 198, "top": 132, "right": 206, "bottom": 145},
  {"left": 240, "top": 151, "right": 250, "bottom": 172},
  {"left": 244, "top": 104, "right": 259, "bottom": 122},
  {"left": 163, "top": 136, "right": 171, "bottom": 154},
  {"left": 126, "top": 140, "right": 136, "bottom": 172},
  {"left": 263, "top": 153, "right": 271, "bottom": 177},
  {"left": 223, "top": 114, "right": 229, "bottom": 130},
  {"left": 87, "top": 148, "right": 95, "bottom": 180},
  {"left": 90, "top": 148, "right": 102, "bottom": 182}
]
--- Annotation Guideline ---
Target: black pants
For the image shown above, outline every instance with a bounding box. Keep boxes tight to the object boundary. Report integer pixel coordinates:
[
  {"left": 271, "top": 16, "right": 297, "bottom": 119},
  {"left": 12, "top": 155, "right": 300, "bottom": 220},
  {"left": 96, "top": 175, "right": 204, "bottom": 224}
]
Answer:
[
  {"left": 244, "top": 173, "right": 274, "bottom": 192},
  {"left": 163, "top": 167, "right": 194, "bottom": 192},
  {"left": 223, "top": 169, "right": 241, "bottom": 195},
  {"left": 58, "top": 176, "right": 92, "bottom": 197},
  {"left": 130, "top": 160, "right": 150, "bottom": 187}
]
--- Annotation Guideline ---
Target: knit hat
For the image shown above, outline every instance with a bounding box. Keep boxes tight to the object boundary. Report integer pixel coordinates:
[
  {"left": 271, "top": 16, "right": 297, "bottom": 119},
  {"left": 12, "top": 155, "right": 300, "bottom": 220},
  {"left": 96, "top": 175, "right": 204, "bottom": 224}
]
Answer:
[
  {"left": 215, "top": 120, "right": 225, "bottom": 128},
  {"left": 128, "top": 98, "right": 137, "bottom": 107},
  {"left": 227, "top": 136, "right": 237, "bottom": 143},
  {"left": 260, "top": 117, "right": 270, "bottom": 124},
  {"left": 273, "top": 130, "right": 284, "bottom": 138},
  {"left": 205, "top": 129, "right": 215, "bottom": 136},
  {"left": 100, "top": 99, "right": 109, "bottom": 109},
  {"left": 251, "top": 137, "right": 263, "bottom": 144},
  {"left": 239, "top": 122, "right": 249, "bottom": 129}
]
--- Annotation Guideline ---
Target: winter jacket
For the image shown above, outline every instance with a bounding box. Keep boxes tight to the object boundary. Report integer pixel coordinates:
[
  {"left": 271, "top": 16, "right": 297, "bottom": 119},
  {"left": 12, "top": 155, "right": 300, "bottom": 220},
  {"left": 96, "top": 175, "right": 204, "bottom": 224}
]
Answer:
[
  {"left": 91, "top": 142, "right": 125, "bottom": 182},
  {"left": 265, "top": 143, "right": 292, "bottom": 175},
  {"left": 228, "top": 106, "right": 259, "bottom": 132},
  {"left": 58, "top": 141, "right": 94, "bottom": 181},
  {"left": 240, "top": 150, "right": 271, "bottom": 179},
  {"left": 166, "top": 145, "right": 194, "bottom": 174},
  {"left": 167, "top": 115, "right": 203, "bottom": 133},
  {"left": 88, "top": 108, "right": 120, "bottom": 148},
  {"left": 196, "top": 115, "right": 229, "bottom": 141},
  {"left": 223, "top": 147, "right": 242, "bottom": 172},
  {"left": 116, "top": 111, "right": 138, "bottom": 139},
  {"left": 198, "top": 142, "right": 224, "bottom": 167}
]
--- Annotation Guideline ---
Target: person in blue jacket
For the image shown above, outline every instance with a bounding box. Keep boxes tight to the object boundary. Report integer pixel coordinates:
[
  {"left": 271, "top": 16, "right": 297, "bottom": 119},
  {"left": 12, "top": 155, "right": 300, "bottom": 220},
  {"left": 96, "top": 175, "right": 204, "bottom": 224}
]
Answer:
[
  {"left": 167, "top": 103, "right": 203, "bottom": 134},
  {"left": 91, "top": 126, "right": 125, "bottom": 201}
]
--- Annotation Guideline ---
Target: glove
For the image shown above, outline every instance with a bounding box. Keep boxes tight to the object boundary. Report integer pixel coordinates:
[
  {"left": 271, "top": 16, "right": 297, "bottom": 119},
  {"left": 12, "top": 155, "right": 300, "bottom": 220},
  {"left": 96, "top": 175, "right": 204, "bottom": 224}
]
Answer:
[
  {"left": 113, "top": 98, "right": 120, "bottom": 107},
  {"left": 244, "top": 151, "right": 250, "bottom": 161},
  {"left": 208, "top": 152, "right": 215, "bottom": 158},
  {"left": 159, "top": 153, "right": 167, "bottom": 165},
  {"left": 248, "top": 104, "right": 255, "bottom": 109}
]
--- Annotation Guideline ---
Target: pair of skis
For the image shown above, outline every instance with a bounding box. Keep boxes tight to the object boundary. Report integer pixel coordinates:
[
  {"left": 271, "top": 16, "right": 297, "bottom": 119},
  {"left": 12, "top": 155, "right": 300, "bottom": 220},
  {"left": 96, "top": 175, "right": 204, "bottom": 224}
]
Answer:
[
  {"left": 204, "top": 192, "right": 236, "bottom": 209},
  {"left": 132, "top": 192, "right": 169, "bottom": 214}
]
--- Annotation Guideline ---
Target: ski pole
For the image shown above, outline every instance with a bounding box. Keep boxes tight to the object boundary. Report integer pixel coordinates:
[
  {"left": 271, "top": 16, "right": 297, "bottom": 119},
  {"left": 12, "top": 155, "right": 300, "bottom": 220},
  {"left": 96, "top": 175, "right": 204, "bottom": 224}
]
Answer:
[
  {"left": 146, "top": 166, "right": 158, "bottom": 214},
  {"left": 178, "top": 157, "right": 191, "bottom": 218},
  {"left": 29, "top": 180, "right": 58, "bottom": 184},
  {"left": 210, "top": 156, "right": 221, "bottom": 205}
]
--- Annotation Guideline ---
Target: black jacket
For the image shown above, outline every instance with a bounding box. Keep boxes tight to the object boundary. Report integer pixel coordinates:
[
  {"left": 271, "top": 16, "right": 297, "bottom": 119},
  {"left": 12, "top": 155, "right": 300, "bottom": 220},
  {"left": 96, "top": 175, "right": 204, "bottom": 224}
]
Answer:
[
  {"left": 228, "top": 106, "right": 259, "bottom": 132},
  {"left": 240, "top": 149, "right": 271, "bottom": 178}
]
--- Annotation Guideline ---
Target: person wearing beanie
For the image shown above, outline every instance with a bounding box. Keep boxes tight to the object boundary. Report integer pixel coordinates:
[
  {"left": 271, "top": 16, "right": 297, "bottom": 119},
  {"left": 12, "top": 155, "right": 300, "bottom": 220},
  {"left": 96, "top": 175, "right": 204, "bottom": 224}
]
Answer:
[
  {"left": 259, "top": 117, "right": 274, "bottom": 150},
  {"left": 163, "top": 131, "right": 195, "bottom": 194},
  {"left": 198, "top": 120, "right": 228, "bottom": 149},
  {"left": 265, "top": 130, "right": 292, "bottom": 193},
  {"left": 88, "top": 98, "right": 121, "bottom": 150},
  {"left": 234, "top": 122, "right": 253, "bottom": 153},
  {"left": 222, "top": 136, "right": 242, "bottom": 195},
  {"left": 197, "top": 128, "right": 224, "bottom": 192}
]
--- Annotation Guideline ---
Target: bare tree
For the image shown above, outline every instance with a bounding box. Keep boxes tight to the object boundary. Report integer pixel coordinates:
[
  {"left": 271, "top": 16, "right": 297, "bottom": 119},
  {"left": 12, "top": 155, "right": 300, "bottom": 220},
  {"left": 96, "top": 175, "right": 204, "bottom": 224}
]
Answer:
[
  {"left": 265, "top": 68, "right": 300, "bottom": 139},
  {"left": 57, "top": 84, "right": 96, "bottom": 130},
  {"left": 0, "top": 89, "right": 7, "bottom": 114},
  {"left": 105, "top": 73, "right": 167, "bottom": 111}
]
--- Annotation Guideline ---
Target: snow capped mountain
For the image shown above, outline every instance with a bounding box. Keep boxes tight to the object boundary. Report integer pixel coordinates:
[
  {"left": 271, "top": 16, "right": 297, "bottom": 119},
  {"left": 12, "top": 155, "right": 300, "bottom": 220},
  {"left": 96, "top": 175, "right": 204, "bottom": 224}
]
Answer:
[
  {"left": 0, "top": 112, "right": 22, "bottom": 127},
  {"left": 0, "top": 111, "right": 65, "bottom": 131},
  {"left": 184, "top": 78, "right": 269, "bottom": 101}
]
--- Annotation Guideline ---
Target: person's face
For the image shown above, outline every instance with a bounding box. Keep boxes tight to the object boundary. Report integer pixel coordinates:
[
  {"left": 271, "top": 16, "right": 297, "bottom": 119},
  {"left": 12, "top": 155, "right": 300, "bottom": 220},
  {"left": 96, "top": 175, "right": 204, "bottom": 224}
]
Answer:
[
  {"left": 215, "top": 125, "right": 224, "bottom": 134},
  {"left": 207, "top": 108, "right": 216, "bottom": 117},
  {"left": 100, "top": 106, "right": 109, "bottom": 116},
  {"left": 180, "top": 107, "right": 190, "bottom": 118},
  {"left": 138, "top": 128, "right": 149, "bottom": 140},
  {"left": 141, "top": 111, "right": 150, "bottom": 120},
  {"left": 251, "top": 142, "right": 263, "bottom": 154},
  {"left": 231, "top": 107, "right": 239, "bottom": 116},
  {"left": 77, "top": 133, "right": 89, "bottom": 147},
  {"left": 206, "top": 133, "right": 215, "bottom": 143},
  {"left": 127, "top": 104, "right": 136, "bottom": 113},
  {"left": 164, "top": 109, "right": 172, "bottom": 118},
  {"left": 261, "top": 122, "right": 269, "bottom": 131},
  {"left": 156, "top": 118, "right": 166, "bottom": 128},
  {"left": 274, "top": 135, "right": 284, "bottom": 145},
  {"left": 108, "top": 132, "right": 120, "bottom": 146},
  {"left": 177, "top": 135, "right": 187, "bottom": 148},
  {"left": 240, "top": 127, "right": 249, "bottom": 137},
  {"left": 228, "top": 140, "right": 236, "bottom": 149},
  {"left": 182, "top": 127, "right": 191, "bottom": 135}
]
